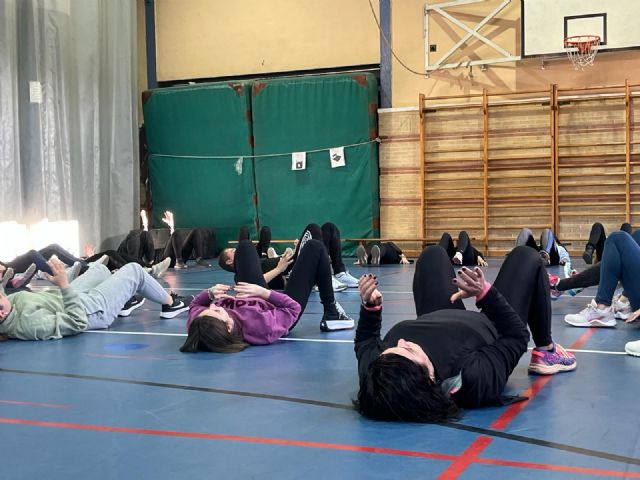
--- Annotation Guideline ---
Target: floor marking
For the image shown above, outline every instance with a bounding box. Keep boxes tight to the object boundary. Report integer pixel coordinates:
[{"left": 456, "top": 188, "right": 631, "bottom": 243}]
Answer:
[
  {"left": 1, "top": 417, "right": 639, "bottom": 477},
  {"left": 83, "top": 331, "right": 630, "bottom": 353},
  {"left": 0, "top": 368, "right": 354, "bottom": 410},
  {"left": 491, "top": 328, "right": 595, "bottom": 431},
  {"left": 0, "top": 400, "right": 71, "bottom": 409},
  {"left": 2, "top": 367, "right": 639, "bottom": 467},
  {"left": 438, "top": 436, "right": 493, "bottom": 480}
]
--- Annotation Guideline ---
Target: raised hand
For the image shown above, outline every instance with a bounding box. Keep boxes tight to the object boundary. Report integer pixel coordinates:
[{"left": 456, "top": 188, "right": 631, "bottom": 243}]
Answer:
[
  {"left": 140, "top": 209, "right": 149, "bottom": 231},
  {"left": 450, "top": 266, "right": 486, "bottom": 303},
  {"left": 161, "top": 210, "right": 175, "bottom": 234},
  {"left": 359, "top": 273, "right": 383, "bottom": 307},
  {"left": 46, "top": 256, "right": 70, "bottom": 289},
  {"left": 208, "top": 283, "right": 232, "bottom": 300},
  {"left": 234, "top": 282, "right": 270, "bottom": 300},
  {"left": 276, "top": 250, "right": 294, "bottom": 273}
]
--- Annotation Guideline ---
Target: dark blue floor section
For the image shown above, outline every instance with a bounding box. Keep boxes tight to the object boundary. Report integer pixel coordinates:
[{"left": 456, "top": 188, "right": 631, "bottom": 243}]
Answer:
[{"left": 1, "top": 258, "right": 639, "bottom": 479}]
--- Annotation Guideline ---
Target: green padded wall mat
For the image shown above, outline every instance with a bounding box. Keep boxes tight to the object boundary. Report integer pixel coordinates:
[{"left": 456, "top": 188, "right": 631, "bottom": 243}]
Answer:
[
  {"left": 149, "top": 156, "right": 256, "bottom": 254},
  {"left": 143, "top": 82, "right": 256, "bottom": 250},
  {"left": 252, "top": 74, "right": 379, "bottom": 253}
]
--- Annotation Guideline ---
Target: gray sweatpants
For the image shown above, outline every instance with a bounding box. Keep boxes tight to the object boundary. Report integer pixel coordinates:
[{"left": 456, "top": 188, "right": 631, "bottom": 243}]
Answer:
[{"left": 71, "top": 263, "right": 168, "bottom": 330}]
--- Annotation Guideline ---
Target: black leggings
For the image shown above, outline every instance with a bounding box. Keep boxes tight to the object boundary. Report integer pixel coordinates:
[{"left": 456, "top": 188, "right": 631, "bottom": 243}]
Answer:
[
  {"left": 413, "top": 245, "right": 552, "bottom": 347},
  {"left": 515, "top": 228, "right": 561, "bottom": 266},
  {"left": 0, "top": 244, "right": 82, "bottom": 276},
  {"left": 291, "top": 222, "right": 346, "bottom": 274},
  {"left": 365, "top": 242, "right": 403, "bottom": 264},
  {"left": 86, "top": 250, "right": 145, "bottom": 271},
  {"left": 234, "top": 239, "right": 335, "bottom": 327},
  {"left": 162, "top": 228, "right": 210, "bottom": 266},
  {"left": 238, "top": 225, "right": 271, "bottom": 257},
  {"left": 438, "top": 231, "right": 480, "bottom": 266},
  {"left": 585, "top": 222, "right": 633, "bottom": 264}
]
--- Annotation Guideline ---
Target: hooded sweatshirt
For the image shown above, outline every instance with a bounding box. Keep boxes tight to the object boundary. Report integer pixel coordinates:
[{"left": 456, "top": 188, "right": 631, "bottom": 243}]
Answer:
[{"left": 187, "top": 290, "right": 301, "bottom": 345}]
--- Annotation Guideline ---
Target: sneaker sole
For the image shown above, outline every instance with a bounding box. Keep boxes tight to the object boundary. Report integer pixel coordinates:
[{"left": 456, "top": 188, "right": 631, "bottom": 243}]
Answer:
[
  {"left": 564, "top": 317, "right": 617, "bottom": 327},
  {"left": 320, "top": 320, "right": 355, "bottom": 332},
  {"left": 528, "top": 362, "right": 577, "bottom": 375},
  {"left": 333, "top": 284, "right": 348, "bottom": 292},
  {"left": 582, "top": 251, "right": 593, "bottom": 265},
  {"left": 160, "top": 304, "right": 189, "bottom": 319},
  {"left": 370, "top": 247, "right": 380, "bottom": 266},
  {"left": 356, "top": 247, "right": 367, "bottom": 266},
  {"left": 119, "top": 298, "right": 146, "bottom": 317},
  {"left": 625, "top": 345, "right": 640, "bottom": 357}
]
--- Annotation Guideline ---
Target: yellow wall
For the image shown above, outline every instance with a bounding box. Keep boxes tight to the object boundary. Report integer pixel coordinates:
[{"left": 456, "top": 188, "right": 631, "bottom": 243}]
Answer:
[
  {"left": 154, "top": 0, "right": 380, "bottom": 82},
  {"left": 391, "top": 0, "right": 640, "bottom": 107}
]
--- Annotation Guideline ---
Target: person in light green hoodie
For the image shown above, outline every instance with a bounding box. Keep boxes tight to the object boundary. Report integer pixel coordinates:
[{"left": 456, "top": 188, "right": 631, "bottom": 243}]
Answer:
[{"left": 0, "top": 256, "right": 191, "bottom": 341}]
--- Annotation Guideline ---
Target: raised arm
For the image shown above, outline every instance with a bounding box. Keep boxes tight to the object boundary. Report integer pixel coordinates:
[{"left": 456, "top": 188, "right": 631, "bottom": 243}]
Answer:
[
  {"left": 450, "top": 267, "right": 529, "bottom": 407},
  {"left": 354, "top": 274, "right": 385, "bottom": 380}
]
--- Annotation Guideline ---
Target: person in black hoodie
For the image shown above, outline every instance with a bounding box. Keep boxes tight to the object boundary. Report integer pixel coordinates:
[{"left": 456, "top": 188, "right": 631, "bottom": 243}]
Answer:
[{"left": 354, "top": 244, "right": 576, "bottom": 423}]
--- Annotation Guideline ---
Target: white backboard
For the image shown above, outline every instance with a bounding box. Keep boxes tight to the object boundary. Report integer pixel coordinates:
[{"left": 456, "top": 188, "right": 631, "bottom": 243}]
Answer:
[{"left": 522, "top": 0, "right": 640, "bottom": 56}]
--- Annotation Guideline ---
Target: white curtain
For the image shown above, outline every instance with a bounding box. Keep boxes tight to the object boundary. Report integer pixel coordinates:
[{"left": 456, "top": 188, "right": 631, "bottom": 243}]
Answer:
[{"left": 0, "top": 0, "right": 138, "bottom": 249}]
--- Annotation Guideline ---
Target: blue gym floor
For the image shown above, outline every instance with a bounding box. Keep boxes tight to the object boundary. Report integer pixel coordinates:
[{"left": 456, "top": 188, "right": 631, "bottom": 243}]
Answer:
[{"left": 1, "top": 258, "right": 639, "bottom": 479}]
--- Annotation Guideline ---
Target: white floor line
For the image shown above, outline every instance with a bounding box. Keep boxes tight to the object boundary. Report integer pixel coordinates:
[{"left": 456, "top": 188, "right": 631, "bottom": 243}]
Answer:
[{"left": 84, "top": 330, "right": 630, "bottom": 351}]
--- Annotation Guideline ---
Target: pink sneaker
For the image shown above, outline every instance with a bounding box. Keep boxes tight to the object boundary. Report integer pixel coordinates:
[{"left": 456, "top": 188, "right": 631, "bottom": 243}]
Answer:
[{"left": 529, "top": 343, "right": 577, "bottom": 375}]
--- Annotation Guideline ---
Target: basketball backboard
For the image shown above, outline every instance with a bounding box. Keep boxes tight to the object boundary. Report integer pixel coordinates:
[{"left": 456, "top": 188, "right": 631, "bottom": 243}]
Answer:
[{"left": 522, "top": 0, "right": 640, "bottom": 57}]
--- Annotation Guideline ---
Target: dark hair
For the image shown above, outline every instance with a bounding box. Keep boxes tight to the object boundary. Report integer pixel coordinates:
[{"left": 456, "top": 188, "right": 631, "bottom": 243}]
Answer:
[
  {"left": 179, "top": 315, "right": 248, "bottom": 353},
  {"left": 355, "top": 354, "right": 462, "bottom": 423},
  {"left": 218, "top": 249, "right": 235, "bottom": 273}
]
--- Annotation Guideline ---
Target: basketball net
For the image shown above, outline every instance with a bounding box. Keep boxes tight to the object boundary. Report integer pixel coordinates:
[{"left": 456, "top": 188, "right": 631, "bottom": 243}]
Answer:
[{"left": 564, "top": 35, "right": 600, "bottom": 70}]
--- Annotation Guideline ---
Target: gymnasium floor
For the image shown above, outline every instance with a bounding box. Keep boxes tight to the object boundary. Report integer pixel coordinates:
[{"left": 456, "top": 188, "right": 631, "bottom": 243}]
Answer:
[{"left": 1, "top": 257, "right": 639, "bottom": 479}]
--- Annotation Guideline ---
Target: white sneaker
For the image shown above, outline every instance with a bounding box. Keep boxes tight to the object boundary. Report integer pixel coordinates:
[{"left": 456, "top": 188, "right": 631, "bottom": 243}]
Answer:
[
  {"left": 150, "top": 257, "right": 171, "bottom": 278},
  {"left": 370, "top": 245, "right": 381, "bottom": 265},
  {"left": 356, "top": 245, "right": 368, "bottom": 266},
  {"left": 332, "top": 276, "right": 348, "bottom": 292},
  {"left": 564, "top": 300, "right": 616, "bottom": 327},
  {"left": 625, "top": 340, "right": 640, "bottom": 357},
  {"left": 612, "top": 294, "right": 632, "bottom": 320},
  {"left": 453, "top": 251, "right": 463, "bottom": 265},
  {"left": 267, "top": 247, "right": 277, "bottom": 258},
  {"left": 335, "top": 271, "right": 359, "bottom": 288},
  {"left": 66, "top": 262, "right": 83, "bottom": 283}
]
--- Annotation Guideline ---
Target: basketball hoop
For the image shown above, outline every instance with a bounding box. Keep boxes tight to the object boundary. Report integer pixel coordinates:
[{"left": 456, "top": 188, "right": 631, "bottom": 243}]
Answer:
[{"left": 564, "top": 35, "right": 600, "bottom": 70}]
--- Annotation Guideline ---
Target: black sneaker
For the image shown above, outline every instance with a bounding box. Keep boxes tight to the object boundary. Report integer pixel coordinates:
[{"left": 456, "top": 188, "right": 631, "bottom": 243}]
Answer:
[
  {"left": 320, "top": 312, "right": 355, "bottom": 332},
  {"left": 119, "top": 295, "right": 145, "bottom": 317},
  {"left": 160, "top": 292, "right": 193, "bottom": 318},
  {"left": 195, "top": 257, "right": 211, "bottom": 267},
  {"left": 582, "top": 245, "right": 595, "bottom": 265}
]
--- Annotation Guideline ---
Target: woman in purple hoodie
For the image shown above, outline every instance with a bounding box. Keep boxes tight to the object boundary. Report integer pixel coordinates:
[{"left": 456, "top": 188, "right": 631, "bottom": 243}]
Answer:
[{"left": 180, "top": 238, "right": 354, "bottom": 353}]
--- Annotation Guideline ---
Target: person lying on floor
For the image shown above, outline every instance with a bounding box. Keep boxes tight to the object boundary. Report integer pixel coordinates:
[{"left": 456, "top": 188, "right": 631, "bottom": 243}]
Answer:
[
  {"left": 515, "top": 227, "right": 570, "bottom": 266},
  {"left": 581, "top": 221, "right": 632, "bottom": 265},
  {"left": 438, "top": 231, "right": 488, "bottom": 267},
  {"left": 353, "top": 244, "right": 575, "bottom": 423},
  {"left": 181, "top": 237, "right": 356, "bottom": 353},
  {"left": 355, "top": 241, "right": 412, "bottom": 266},
  {"left": 564, "top": 231, "right": 640, "bottom": 357},
  {"left": 0, "top": 257, "right": 191, "bottom": 341},
  {"left": 218, "top": 222, "right": 359, "bottom": 290}
]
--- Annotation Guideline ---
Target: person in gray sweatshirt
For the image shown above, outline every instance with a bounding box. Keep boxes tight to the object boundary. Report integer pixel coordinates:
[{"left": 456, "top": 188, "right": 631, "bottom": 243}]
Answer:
[{"left": 0, "top": 256, "right": 191, "bottom": 341}]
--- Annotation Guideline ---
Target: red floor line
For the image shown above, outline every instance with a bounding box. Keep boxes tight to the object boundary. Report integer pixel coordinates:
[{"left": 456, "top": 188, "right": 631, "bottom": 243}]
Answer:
[
  {"left": 0, "top": 400, "right": 71, "bottom": 409},
  {"left": 1, "top": 416, "right": 638, "bottom": 478},
  {"left": 491, "top": 328, "right": 596, "bottom": 430},
  {"left": 477, "top": 456, "right": 640, "bottom": 478},
  {"left": 0, "top": 417, "right": 457, "bottom": 462},
  {"left": 438, "top": 436, "right": 493, "bottom": 480}
]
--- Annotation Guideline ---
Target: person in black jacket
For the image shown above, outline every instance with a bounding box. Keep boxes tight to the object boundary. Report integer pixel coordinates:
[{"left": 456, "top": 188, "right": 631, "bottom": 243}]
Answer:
[{"left": 354, "top": 244, "right": 576, "bottom": 423}]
